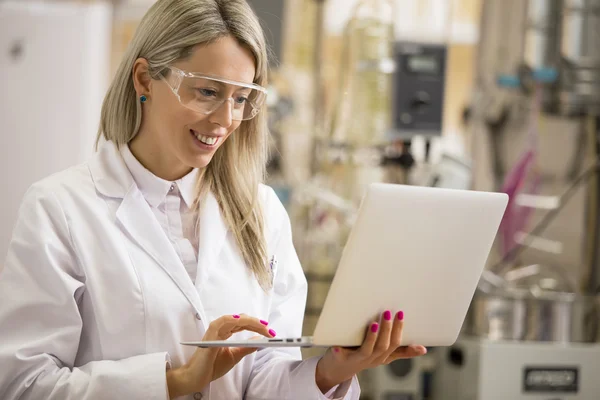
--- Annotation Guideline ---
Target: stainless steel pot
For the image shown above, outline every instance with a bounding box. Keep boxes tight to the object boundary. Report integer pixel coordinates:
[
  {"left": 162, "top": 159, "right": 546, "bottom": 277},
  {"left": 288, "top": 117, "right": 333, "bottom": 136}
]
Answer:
[
  {"left": 464, "top": 264, "right": 600, "bottom": 343},
  {"left": 464, "top": 288, "right": 600, "bottom": 343}
]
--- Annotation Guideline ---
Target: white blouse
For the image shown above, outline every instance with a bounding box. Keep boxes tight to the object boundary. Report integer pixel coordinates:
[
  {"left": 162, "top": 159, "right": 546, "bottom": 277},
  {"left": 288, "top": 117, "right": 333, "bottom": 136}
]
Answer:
[{"left": 121, "top": 144, "right": 200, "bottom": 283}]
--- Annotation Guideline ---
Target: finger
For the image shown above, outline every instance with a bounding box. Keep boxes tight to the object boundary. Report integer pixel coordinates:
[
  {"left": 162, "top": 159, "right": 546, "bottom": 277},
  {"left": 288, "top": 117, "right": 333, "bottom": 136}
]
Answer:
[
  {"left": 229, "top": 346, "right": 259, "bottom": 362},
  {"left": 233, "top": 315, "right": 270, "bottom": 328},
  {"left": 358, "top": 321, "right": 380, "bottom": 358},
  {"left": 208, "top": 314, "right": 274, "bottom": 340},
  {"left": 383, "top": 310, "right": 405, "bottom": 358},
  {"left": 329, "top": 346, "right": 352, "bottom": 359},
  {"left": 205, "top": 315, "right": 239, "bottom": 339},
  {"left": 228, "top": 335, "right": 265, "bottom": 362},
  {"left": 228, "top": 325, "right": 273, "bottom": 337},
  {"left": 385, "top": 344, "right": 427, "bottom": 362},
  {"left": 411, "top": 345, "right": 427, "bottom": 355},
  {"left": 372, "top": 310, "right": 393, "bottom": 358},
  {"left": 221, "top": 314, "right": 275, "bottom": 338}
]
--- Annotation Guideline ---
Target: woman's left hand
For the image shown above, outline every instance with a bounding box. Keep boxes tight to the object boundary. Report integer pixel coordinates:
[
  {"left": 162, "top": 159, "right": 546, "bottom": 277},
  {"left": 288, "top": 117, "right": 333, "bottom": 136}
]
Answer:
[{"left": 315, "top": 310, "right": 427, "bottom": 392}]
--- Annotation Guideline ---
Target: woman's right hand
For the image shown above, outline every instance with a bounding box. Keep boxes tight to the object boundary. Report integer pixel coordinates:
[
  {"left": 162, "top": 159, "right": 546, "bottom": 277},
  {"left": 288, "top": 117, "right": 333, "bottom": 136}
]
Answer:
[{"left": 167, "top": 314, "right": 276, "bottom": 398}]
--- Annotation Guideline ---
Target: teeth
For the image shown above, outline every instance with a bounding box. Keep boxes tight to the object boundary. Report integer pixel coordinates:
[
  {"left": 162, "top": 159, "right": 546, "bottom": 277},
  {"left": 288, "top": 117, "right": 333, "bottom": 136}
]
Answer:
[{"left": 194, "top": 132, "right": 218, "bottom": 146}]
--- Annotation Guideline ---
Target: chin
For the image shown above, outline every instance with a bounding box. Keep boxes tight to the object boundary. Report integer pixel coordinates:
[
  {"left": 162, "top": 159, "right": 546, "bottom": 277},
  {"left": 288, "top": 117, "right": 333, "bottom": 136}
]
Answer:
[{"left": 192, "top": 154, "right": 215, "bottom": 169}]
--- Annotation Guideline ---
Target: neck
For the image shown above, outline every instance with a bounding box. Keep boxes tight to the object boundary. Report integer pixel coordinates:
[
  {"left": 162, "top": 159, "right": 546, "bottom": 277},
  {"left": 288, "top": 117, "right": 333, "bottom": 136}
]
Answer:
[{"left": 129, "top": 130, "right": 192, "bottom": 181}]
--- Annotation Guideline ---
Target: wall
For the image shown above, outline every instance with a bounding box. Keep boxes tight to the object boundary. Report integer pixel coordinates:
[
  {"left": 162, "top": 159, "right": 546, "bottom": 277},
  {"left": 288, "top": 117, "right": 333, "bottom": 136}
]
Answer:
[{"left": 0, "top": 1, "right": 112, "bottom": 262}]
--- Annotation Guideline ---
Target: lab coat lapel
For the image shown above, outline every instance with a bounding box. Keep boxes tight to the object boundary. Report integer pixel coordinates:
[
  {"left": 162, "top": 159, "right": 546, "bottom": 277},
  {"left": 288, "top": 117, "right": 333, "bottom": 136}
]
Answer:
[
  {"left": 195, "top": 192, "right": 228, "bottom": 290},
  {"left": 89, "top": 140, "right": 207, "bottom": 324},
  {"left": 116, "top": 189, "right": 207, "bottom": 320}
]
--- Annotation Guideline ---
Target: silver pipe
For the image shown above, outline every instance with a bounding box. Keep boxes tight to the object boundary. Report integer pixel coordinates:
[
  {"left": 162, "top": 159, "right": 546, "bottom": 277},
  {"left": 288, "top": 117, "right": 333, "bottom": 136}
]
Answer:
[
  {"left": 524, "top": 0, "right": 561, "bottom": 73},
  {"left": 559, "top": 0, "right": 600, "bottom": 115},
  {"left": 310, "top": 0, "right": 326, "bottom": 177}
]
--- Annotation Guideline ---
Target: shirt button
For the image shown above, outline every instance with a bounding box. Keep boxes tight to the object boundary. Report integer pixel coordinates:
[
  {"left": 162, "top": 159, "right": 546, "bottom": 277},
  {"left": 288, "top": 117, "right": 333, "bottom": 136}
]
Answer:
[
  {"left": 194, "top": 392, "right": 203, "bottom": 399},
  {"left": 169, "top": 184, "right": 175, "bottom": 192},
  {"left": 195, "top": 313, "right": 201, "bottom": 320}
]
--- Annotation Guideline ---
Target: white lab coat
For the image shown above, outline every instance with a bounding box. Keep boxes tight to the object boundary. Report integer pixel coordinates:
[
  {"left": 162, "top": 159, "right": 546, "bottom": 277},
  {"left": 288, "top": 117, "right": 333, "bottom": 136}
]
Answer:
[{"left": 0, "top": 140, "right": 360, "bottom": 400}]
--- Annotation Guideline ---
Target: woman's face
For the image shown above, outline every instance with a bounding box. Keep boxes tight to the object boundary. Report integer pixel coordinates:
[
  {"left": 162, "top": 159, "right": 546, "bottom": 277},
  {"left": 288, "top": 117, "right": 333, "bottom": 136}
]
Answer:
[{"left": 133, "top": 35, "right": 257, "bottom": 177}]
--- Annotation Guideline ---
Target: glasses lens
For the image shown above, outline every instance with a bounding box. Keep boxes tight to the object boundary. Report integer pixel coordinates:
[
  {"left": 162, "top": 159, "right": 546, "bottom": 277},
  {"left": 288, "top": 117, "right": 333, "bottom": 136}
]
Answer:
[{"left": 177, "top": 76, "right": 266, "bottom": 120}]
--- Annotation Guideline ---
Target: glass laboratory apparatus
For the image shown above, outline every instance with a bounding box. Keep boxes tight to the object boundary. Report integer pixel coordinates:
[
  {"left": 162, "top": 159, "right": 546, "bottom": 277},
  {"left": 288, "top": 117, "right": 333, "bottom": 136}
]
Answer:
[
  {"left": 297, "top": 0, "right": 396, "bottom": 275},
  {"left": 294, "top": 0, "right": 398, "bottom": 363},
  {"left": 330, "top": 0, "right": 395, "bottom": 147},
  {"left": 315, "top": 0, "right": 397, "bottom": 206}
]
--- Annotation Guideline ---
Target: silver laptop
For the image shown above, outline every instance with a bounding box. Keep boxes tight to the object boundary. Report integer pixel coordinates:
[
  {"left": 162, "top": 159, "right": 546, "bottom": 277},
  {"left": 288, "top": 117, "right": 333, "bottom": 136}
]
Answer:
[{"left": 181, "top": 183, "right": 508, "bottom": 349}]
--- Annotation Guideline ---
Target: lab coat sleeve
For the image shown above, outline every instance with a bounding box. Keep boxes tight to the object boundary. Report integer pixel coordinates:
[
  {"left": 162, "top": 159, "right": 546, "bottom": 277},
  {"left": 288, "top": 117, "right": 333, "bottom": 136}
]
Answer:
[
  {"left": 243, "top": 188, "right": 360, "bottom": 400},
  {"left": 0, "top": 184, "right": 170, "bottom": 400}
]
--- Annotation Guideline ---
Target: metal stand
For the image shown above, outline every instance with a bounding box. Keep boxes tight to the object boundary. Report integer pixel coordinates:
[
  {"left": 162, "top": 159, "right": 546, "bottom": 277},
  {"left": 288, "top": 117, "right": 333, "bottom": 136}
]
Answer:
[{"left": 584, "top": 116, "right": 600, "bottom": 294}]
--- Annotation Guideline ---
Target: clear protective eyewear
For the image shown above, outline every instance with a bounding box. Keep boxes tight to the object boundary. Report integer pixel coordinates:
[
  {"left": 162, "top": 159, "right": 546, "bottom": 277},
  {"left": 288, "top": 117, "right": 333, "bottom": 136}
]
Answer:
[{"left": 161, "top": 66, "right": 267, "bottom": 121}]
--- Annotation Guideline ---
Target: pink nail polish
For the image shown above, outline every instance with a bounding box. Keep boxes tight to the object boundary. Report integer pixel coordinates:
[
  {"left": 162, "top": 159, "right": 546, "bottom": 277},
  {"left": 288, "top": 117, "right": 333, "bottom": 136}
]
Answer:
[
  {"left": 260, "top": 320, "right": 268, "bottom": 326},
  {"left": 383, "top": 310, "right": 391, "bottom": 321},
  {"left": 397, "top": 311, "right": 404, "bottom": 321},
  {"left": 334, "top": 347, "right": 340, "bottom": 353},
  {"left": 371, "top": 323, "right": 379, "bottom": 333},
  {"left": 269, "top": 329, "right": 276, "bottom": 337},
  {"left": 233, "top": 314, "right": 240, "bottom": 319}
]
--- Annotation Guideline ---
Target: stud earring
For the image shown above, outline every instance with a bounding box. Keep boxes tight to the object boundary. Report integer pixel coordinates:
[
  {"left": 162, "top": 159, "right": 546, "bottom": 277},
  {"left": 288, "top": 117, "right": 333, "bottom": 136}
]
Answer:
[{"left": 140, "top": 95, "right": 147, "bottom": 103}]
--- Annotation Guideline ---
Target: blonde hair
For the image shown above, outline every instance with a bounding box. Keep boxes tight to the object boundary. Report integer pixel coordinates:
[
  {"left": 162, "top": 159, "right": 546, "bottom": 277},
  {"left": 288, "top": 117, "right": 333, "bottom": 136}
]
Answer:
[{"left": 97, "top": 0, "right": 271, "bottom": 290}]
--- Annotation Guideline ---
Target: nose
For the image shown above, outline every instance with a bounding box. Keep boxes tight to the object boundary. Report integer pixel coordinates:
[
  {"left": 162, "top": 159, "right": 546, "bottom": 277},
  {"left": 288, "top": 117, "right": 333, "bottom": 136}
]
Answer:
[{"left": 208, "top": 99, "right": 234, "bottom": 128}]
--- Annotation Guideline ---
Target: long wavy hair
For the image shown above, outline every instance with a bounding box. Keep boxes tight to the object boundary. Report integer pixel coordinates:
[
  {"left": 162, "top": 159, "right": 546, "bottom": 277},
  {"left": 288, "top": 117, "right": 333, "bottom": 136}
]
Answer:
[{"left": 96, "top": 0, "right": 271, "bottom": 290}]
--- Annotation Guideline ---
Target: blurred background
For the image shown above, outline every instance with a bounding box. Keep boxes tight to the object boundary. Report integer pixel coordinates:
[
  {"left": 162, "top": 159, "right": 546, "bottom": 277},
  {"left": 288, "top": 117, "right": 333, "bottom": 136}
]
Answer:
[{"left": 2, "top": 0, "right": 600, "bottom": 398}]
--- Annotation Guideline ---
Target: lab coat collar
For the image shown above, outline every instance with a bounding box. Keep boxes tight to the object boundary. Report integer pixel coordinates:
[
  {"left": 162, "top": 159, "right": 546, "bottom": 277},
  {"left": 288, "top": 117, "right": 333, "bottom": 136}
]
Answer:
[
  {"left": 92, "top": 140, "right": 198, "bottom": 208},
  {"left": 120, "top": 144, "right": 174, "bottom": 207},
  {"left": 89, "top": 139, "right": 134, "bottom": 199},
  {"left": 88, "top": 140, "right": 229, "bottom": 327}
]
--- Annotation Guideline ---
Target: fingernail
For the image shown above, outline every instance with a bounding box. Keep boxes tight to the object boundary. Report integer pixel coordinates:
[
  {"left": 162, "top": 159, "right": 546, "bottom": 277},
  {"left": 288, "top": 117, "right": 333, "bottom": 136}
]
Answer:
[
  {"left": 383, "top": 310, "right": 391, "bottom": 321},
  {"left": 260, "top": 320, "right": 268, "bottom": 326},
  {"left": 334, "top": 347, "right": 340, "bottom": 353},
  {"left": 233, "top": 314, "right": 240, "bottom": 319},
  {"left": 269, "top": 329, "right": 276, "bottom": 337},
  {"left": 397, "top": 311, "right": 404, "bottom": 321},
  {"left": 371, "top": 323, "right": 379, "bottom": 333}
]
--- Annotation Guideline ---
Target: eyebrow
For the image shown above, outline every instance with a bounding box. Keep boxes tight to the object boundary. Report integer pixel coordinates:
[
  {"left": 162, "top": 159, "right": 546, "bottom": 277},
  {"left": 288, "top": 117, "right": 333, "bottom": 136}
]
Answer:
[
  {"left": 196, "top": 80, "right": 253, "bottom": 94},
  {"left": 188, "top": 71, "right": 256, "bottom": 86}
]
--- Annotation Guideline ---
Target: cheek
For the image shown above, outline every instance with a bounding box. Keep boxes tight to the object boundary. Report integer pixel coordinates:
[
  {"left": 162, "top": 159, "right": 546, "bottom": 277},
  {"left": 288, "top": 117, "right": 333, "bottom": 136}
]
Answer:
[
  {"left": 221, "top": 124, "right": 241, "bottom": 145},
  {"left": 171, "top": 108, "right": 203, "bottom": 132}
]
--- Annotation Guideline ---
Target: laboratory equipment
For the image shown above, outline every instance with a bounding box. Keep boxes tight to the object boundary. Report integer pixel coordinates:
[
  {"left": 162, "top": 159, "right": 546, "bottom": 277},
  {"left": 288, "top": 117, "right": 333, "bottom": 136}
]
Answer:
[
  {"left": 430, "top": 0, "right": 600, "bottom": 399},
  {"left": 496, "top": 0, "right": 600, "bottom": 116},
  {"left": 365, "top": 354, "right": 436, "bottom": 400},
  {"left": 467, "top": 264, "right": 597, "bottom": 343},
  {"left": 390, "top": 41, "right": 448, "bottom": 140},
  {"left": 434, "top": 258, "right": 600, "bottom": 400},
  {"left": 433, "top": 337, "right": 600, "bottom": 400},
  {"left": 470, "top": 0, "right": 600, "bottom": 299},
  {"left": 329, "top": 0, "right": 395, "bottom": 148}
]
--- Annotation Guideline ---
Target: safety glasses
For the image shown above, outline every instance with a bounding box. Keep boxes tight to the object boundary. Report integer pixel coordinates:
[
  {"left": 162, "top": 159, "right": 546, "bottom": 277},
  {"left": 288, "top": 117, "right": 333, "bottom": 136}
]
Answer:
[{"left": 160, "top": 66, "right": 267, "bottom": 121}]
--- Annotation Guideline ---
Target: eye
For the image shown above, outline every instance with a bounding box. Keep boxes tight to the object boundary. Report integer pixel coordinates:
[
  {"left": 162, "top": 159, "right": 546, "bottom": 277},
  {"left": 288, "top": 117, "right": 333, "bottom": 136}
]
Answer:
[
  {"left": 197, "top": 88, "right": 217, "bottom": 97},
  {"left": 234, "top": 96, "right": 248, "bottom": 105}
]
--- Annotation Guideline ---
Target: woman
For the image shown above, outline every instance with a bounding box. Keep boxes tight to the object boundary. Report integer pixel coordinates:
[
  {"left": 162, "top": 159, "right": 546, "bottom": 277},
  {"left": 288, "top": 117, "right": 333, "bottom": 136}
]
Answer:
[{"left": 0, "top": 0, "right": 426, "bottom": 399}]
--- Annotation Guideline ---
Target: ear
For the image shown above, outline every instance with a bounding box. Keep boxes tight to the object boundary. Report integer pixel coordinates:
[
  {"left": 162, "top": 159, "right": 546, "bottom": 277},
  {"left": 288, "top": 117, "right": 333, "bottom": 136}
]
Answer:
[{"left": 132, "top": 58, "right": 153, "bottom": 97}]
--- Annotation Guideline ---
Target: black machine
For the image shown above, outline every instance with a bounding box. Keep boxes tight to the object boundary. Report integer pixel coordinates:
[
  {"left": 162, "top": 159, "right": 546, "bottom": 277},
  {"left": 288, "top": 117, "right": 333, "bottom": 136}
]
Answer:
[{"left": 391, "top": 41, "right": 447, "bottom": 140}]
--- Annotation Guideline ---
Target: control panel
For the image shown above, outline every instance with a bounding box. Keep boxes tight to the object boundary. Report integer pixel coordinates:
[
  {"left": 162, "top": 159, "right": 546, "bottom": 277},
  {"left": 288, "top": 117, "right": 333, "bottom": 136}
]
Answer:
[{"left": 390, "top": 41, "right": 447, "bottom": 139}]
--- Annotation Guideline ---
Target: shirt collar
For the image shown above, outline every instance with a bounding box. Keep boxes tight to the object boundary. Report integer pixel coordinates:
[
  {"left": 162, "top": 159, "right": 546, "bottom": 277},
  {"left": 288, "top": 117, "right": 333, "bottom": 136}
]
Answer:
[
  {"left": 178, "top": 167, "right": 199, "bottom": 208},
  {"left": 120, "top": 144, "right": 198, "bottom": 208}
]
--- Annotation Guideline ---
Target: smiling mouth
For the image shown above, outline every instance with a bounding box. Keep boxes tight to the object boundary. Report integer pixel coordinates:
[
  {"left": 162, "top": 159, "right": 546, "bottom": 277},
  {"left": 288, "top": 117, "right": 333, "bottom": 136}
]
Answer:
[{"left": 191, "top": 129, "right": 220, "bottom": 146}]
